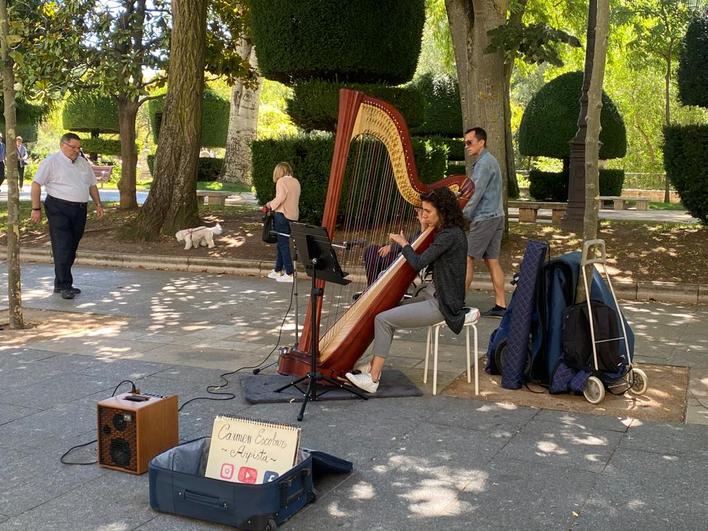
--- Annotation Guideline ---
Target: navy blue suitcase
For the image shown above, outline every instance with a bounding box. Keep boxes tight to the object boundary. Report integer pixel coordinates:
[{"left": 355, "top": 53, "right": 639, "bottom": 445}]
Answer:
[{"left": 149, "top": 437, "right": 315, "bottom": 530}]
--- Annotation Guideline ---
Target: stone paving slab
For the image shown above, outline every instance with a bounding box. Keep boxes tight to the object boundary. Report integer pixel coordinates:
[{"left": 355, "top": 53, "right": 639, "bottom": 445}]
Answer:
[
  {"left": 573, "top": 448, "right": 707, "bottom": 530},
  {"left": 494, "top": 417, "right": 625, "bottom": 473}
]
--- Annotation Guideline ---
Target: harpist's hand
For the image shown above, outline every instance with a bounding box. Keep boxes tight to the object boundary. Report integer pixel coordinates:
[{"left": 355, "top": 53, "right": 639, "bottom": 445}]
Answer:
[{"left": 389, "top": 231, "right": 408, "bottom": 247}]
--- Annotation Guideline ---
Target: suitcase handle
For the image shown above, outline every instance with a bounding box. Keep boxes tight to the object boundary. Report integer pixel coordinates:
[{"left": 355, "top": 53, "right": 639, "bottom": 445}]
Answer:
[
  {"left": 178, "top": 489, "right": 229, "bottom": 511},
  {"left": 278, "top": 469, "right": 311, "bottom": 507}
]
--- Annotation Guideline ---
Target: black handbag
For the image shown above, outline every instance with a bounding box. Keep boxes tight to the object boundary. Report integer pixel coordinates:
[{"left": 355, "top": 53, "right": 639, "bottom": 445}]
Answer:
[{"left": 262, "top": 211, "right": 277, "bottom": 243}]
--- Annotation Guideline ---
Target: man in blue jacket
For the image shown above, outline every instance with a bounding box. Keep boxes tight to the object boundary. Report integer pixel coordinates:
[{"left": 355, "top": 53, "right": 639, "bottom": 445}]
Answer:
[{"left": 462, "top": 127, "right": 507, "bottom": 317}]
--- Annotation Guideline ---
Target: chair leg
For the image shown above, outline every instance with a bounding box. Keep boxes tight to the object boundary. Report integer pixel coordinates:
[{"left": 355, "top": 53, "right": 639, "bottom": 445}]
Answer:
[
  {"left": 433, "top": 325, "right": 440, "bottom": 395},
  {"left": 473, "top": 324, "right": 479, "bottom": 396},
  {"left": 424, "top": 326, "right": 432, "bottom": 384},
  {"left": 465, "top": 325, "right": 471, "bottom": 384}
]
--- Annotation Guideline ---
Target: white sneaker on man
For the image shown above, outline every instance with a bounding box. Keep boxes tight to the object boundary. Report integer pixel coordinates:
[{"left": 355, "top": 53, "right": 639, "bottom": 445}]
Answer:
[
  {"left": 267, "top": 270, "right": 282, "bottom": 279},
  {"left": 345, "top": 372, "right": 379, "bottom": 393},
  {"left": 277, "top": 273, "right": 294, "bottom": 283}
]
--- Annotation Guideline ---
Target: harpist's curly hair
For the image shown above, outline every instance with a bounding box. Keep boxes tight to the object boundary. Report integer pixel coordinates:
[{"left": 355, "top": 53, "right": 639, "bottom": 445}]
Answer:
[{"left": 420, "top": 188, "right": 468, "bottom": 231}]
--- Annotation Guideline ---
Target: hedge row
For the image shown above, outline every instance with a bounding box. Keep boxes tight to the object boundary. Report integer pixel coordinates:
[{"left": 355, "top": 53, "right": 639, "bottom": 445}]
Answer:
[
  {"left": 410, "top": 73, "right": 463, "bottom": 137},
  {"left": 250, "top": 0, "right": 425, "bottom": 85},
  {"left": 147, "top": 155, "right": 224, "bottom": 182},
  {"left": 63, "top": 92, "right": 119, "bottom": 133},
  {"left": 80, "top": 137, "right": 122, "bottom": 157},
  {"left": 529, "top": 168, "right": 625, "bottom": 201},
  {"left": 287, "top": 80, "right": 424, "bottom": 132},
  {"left": 252, "top": 135, "right": 447, "bottom": 225},
  {"left": 147, "top": 89, "right": 229, "bottom": 148},
  {"left": 0, "top": 97, "right": 47, "bottom": 142},
  {"left": 518, "top": 71, "right": 627, "bottom": 160},
  {"left": 663, "top": 125, "right": 707, "bottom": 223}
]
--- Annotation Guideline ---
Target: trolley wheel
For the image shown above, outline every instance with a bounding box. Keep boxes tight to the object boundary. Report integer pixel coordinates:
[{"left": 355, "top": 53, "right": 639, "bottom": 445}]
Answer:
[
  {"left": 262, "top": 518, "right": 278, "bottom": 531},
  {"left": 583, "top": 376, "right": 606, "bottom": 404},
  {"left": 629, "top": 368, "right": 648, "bottom": 395},
  {"left": 493, "top": 339, "right": 532, "bottom": 376}
]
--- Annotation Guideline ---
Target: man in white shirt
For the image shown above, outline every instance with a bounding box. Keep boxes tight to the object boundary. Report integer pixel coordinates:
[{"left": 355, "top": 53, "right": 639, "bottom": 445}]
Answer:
[{"left": 30, "top": 133, "right": 104, "bottom": 299}]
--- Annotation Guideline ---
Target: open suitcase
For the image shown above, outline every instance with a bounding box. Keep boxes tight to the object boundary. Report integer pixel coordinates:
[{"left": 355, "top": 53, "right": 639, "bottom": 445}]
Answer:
[{"left": 149, "top": 437, "right": 316, "bottom": 530}]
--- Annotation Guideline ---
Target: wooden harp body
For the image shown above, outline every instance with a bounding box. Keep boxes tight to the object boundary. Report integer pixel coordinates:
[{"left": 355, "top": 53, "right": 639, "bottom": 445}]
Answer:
[{"left": 278, "top": 89, "right": 473, "bottom": 380}]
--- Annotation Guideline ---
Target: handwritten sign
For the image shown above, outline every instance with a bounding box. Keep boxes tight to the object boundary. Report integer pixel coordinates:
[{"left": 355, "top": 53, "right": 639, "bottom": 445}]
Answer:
[{"left": 205, "top": 416, "right": 301, "bottom": 484}]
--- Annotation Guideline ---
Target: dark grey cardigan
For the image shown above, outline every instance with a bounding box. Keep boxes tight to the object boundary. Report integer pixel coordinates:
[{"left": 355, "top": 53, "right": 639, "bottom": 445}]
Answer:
[{"left": 401, "top": 226, "right": 468, "bottom": 333}]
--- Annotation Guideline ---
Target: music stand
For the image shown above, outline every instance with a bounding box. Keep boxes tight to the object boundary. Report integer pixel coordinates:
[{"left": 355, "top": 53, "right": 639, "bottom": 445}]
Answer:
[{"left": 275, "top": 222, "right": 368, "bottom": 421}]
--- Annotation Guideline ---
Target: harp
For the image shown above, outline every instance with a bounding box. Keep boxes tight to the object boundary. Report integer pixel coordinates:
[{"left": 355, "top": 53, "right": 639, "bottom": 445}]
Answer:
[{"left": 278, "top": 89, "right": 473, "bottom": 380}]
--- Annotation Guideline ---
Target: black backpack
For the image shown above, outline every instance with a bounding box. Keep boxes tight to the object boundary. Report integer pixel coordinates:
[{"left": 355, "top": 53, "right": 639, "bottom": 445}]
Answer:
[{"left": 562, "top": 300, "right": 624, "bottom": 373}]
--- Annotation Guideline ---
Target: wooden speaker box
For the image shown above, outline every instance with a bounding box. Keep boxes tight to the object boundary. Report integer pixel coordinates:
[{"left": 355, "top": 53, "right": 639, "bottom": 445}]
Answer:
[{"left": 97, "top": 392, "right": 178, "bottom": 475}]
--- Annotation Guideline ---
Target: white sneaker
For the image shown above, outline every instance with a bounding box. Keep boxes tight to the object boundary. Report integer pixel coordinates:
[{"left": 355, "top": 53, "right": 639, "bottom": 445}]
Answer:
[
  {"left": 277, "top": 273, "right": 294, "bottom": 283},
  {"left": 267, "top": 270, "right": 282, "bottom": 279},
  {"left": 345, "top": 372, "right": 379, "bottom": 393}
]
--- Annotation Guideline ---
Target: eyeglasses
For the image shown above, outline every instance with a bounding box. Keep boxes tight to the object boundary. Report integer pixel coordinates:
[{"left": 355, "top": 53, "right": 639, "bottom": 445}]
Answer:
[
  {"left": 464, "top": 139, "right": 476, "bottom": 146},
  {"left": 62, "top": 142, "right": 81, "bottom": 150}
]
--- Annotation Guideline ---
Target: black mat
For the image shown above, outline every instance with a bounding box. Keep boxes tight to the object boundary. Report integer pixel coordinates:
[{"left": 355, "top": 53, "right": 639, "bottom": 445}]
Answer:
[{"left": 241, "top": 370, "right": 423, "bottom": 404}]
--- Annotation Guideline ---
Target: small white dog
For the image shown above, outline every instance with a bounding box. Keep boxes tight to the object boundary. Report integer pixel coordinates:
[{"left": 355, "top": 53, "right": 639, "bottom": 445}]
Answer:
[{"left": 175, "top": 223, "right": 223, "bottom": 250}]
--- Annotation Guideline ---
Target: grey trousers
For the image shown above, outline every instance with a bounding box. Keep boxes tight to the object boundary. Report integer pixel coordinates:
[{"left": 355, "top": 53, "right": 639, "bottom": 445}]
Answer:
[{"left": 372, "top": 286, "right": 445, "bottom": 358}]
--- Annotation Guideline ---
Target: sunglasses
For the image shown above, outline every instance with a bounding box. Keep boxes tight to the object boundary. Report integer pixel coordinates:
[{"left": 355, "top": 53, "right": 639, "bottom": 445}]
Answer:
[{"left": 464, "top": 139, "right": 477, "bottom": 146}]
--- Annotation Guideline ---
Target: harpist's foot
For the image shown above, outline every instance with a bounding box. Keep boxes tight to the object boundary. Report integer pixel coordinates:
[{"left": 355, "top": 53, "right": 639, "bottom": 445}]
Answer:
[{"left": 345, "top": 372, "right": 379, "bottom": 394}]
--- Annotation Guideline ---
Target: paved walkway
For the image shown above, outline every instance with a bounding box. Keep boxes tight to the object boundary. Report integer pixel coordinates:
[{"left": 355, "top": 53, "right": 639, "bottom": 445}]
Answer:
[{"left": 0, "top": 263, "right": 706, "bottom": 529}]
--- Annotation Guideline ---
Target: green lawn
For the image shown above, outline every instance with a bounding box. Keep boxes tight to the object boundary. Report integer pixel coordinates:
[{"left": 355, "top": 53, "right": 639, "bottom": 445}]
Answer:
[{"left": 96, "top": 180, "right": 253, "bottom": 193}]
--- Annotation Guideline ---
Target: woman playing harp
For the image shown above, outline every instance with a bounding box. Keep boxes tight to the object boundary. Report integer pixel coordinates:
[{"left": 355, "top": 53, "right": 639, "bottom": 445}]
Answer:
[{"left": 277, "top": 89, "right": 473, "bottom": 381}]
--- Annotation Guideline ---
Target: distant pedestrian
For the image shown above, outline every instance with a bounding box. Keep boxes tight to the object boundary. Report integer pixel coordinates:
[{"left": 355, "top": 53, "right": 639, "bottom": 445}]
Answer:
[
  {"left": 30, "top": 133, "right": 104, "bottom": 299},
  {"left": 261, "top": 162, "right": 301, "bottom": 283},
  {"left": 16, "top": 136, "right": 29, "bottom": 187},
  {"left": 462, "top": 127, "right": 507, "bottom": 317}
]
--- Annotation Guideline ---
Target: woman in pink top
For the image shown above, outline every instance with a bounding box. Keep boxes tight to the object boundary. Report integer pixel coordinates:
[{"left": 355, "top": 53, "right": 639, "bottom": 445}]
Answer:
[{"left": 262, "top": 162, "right": 301, "bottom": 283}]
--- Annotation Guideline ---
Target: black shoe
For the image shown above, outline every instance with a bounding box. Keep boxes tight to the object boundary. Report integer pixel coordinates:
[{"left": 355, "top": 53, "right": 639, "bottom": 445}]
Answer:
[
  {"left": 60, "top": 289, "right": 75, "bottom": 300},
  {"left": 54, "top": 287, "right": 81, "bottom": 295},
  {"left": 482, "top": 305, "right": 506, "bottom": 318}
]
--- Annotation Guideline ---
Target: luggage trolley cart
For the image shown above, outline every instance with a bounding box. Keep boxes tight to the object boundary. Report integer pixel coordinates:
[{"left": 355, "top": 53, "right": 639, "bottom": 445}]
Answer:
[{"left": 580, "top": 239, "right": 648, "bottom": 404}]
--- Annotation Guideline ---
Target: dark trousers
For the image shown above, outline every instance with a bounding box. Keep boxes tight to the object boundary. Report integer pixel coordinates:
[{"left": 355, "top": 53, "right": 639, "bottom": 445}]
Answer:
[
  {"left": 44, "top": 195, "right": 87, "bottom": 290},
  {"left": 0, "top": 162, "right": 4, "bottom": 186},
  {"left": 17, "top": 164, "right": 24, "bottom": 187},
  {"left": 273, "top": 212, "right": 294, "bottom": 275}
]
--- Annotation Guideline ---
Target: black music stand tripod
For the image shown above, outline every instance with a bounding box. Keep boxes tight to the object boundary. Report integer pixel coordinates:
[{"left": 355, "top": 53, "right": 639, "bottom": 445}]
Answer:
[{"left": 274, "top": 222, "right": 368, "bottom": 421}]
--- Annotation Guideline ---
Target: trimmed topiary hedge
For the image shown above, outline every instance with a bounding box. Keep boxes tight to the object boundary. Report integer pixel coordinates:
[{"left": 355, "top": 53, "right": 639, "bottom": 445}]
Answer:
[
  {"left": 252, "top": 134, "right": 447, "bottom": 225},
  {"left": 250, "top": 0, "right": 425, "bottom": 85},
  {"left": 410, "top": 73, "right": 463, "bottom": 137},
  {"left": 518, "top": 71, "right": 627, "bottom": 160},
  {"left": 63, "top": 92, "right": 119, "bottom": 133},
  {"left": 148, "top": 89, "right": 229, "bottom": 147},
  {"left": 0, "top": 97, "right": 47, "bottom": 142},
  {"left": 529, "top": 168, "right": 625, "bottom": 201},
  {"left": 663, "top": 125, "right": 708, "bottom": 223},
  {"left": 286, "top": 80, "right": 424, "bottom": 132},
  {"left": 678, "top": 8, "right": 708, "bottom": 108},
  {"left": 147, "top": 155, "right": 225, "bottom": 182},
  {"left": 80, "top": 137, "right": 121, "bottom": 157}
]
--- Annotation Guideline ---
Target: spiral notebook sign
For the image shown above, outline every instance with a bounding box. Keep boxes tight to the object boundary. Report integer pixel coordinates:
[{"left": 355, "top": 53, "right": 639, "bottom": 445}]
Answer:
[{"left": 205, "top": 416, "right": 302, "bottom": 484}]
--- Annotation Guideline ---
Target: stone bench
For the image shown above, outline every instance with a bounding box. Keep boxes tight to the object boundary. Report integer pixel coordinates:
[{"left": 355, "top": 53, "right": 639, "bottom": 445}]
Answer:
[
  {"left": 196, "top": 190, "right": 232, "bottom": 206},
  {"left": 91, "top": 165, "right": 114, "bottom": 188},
  {"left": 508, "top": 200, "right": 567, "bottom": 224},
  {"left": 598, "top": 196, "right": 650, "bottom": 211}
]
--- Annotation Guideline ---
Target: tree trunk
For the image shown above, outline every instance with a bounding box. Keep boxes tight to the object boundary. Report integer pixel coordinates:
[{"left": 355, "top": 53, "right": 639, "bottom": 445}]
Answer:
[
  {"left": 133, "top": 0, "right": 207, "bottom": 238},
  {"left": 0, "top": 0, "right": 24, "bottom": 328},
  {"left": 583, "top": 0, "right": 609, "bottom": 246},
  {"left": 221, "top": 41, "right": 260, "bottom": 185},
  {"left": 663, "top": 54, "right": 671, "bottom": 203},
  {"left": 445, "top": 0, "right": 509, "bottom": 190},
  {"left": 117, "top": 96, "right": 139, "bottom": 209}
]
